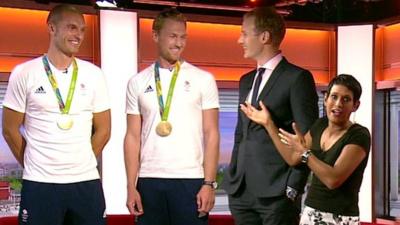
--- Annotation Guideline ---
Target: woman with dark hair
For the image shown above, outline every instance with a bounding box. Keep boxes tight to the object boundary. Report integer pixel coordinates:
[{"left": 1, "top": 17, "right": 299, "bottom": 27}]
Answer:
[{"left": 240, "top": 74, "right": 371, "bottom": 225}]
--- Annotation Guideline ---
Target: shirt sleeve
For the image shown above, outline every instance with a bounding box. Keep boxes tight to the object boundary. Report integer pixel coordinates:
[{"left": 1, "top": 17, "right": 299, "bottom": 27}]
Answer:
[
  {"left": 200, "top": 72, "right": 220, "bottom": 110},
  {"left": 126, "top": 75, "right": 140, "bottom": 115},
  {"left": 3, "top": 64, "right": 28, "bottom": 113},
  {"left": 93, "top": 68, "right": 111, "bottom": 113},
  {"left": 347, "top": 125, "right": 371, "bottom": 153}
]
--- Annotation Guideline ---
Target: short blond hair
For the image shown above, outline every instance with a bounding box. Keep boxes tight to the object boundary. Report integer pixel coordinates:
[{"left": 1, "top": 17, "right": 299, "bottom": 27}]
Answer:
[
  {"left": 47, "top": 4, "right": 83, "bottom": 25},
  {"left": 152, "top": 7, "right": 187, "bottom": 33}
]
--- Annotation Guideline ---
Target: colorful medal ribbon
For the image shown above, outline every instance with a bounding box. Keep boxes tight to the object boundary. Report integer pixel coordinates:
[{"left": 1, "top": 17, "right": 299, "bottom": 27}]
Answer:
[
  {"left": 154, "top": 61, "right": 181, "bottom": 122},
  {"left": 42, "top": 55, "right": 78, "bottom": 114}
]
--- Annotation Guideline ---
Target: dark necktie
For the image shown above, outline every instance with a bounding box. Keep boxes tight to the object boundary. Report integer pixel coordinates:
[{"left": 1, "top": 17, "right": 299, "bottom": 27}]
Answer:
[{"left": 251, "top": 68, "right": 266, "bottom": 106}]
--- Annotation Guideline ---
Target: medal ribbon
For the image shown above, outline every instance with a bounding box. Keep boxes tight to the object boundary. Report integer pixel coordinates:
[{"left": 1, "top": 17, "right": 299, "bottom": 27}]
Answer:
[
  {"left": 42, "top": 55, "right": 78, "bottom": 114},
  {"left": 154, "top": 61, "right": 181, "bottom": 121}
]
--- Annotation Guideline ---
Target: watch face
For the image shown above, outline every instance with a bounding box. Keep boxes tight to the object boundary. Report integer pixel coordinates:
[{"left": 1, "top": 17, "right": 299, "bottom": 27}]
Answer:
[
  {"left": 287, "top": 190, "right": 296, "bottom": 198},
  {"left": 301, "top": 150, "right": 311, "bottom": 163},
  {"left": 212, "top": 182, "right": 218, "bottom": 189},
  {"left": 301, "top": 155, "right": 307, "bottom": 163},
  {"left": 286, "top": 187, "right": 298, "bottom": 201},
  {"left": 204, "top": 181, "right": 218, "bottom": 189}
]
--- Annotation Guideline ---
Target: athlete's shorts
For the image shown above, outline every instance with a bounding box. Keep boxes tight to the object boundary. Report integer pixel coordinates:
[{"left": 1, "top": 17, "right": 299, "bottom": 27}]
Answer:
[
  {"left": 136, "top": 178, "right": 208, "bottom": 225},
  {"left": 19, "top": 179, "right": 106, "bottom": 225}
]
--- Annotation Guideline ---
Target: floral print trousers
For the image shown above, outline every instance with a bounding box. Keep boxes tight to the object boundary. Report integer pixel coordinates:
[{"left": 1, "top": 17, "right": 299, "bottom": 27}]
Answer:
[{"left": 300, "top": 206, "right": 360, "bottom": 225}]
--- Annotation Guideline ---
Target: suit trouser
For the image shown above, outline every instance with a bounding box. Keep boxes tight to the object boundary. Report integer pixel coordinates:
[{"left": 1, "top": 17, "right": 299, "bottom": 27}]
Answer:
[{"left": 228, "top": 183, "right": 298, "bottom": 225}]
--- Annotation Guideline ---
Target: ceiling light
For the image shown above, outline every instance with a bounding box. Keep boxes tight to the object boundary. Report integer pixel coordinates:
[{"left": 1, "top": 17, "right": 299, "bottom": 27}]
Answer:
[{"left": 96, "top": 0, "right": 118, "bottom": 8}]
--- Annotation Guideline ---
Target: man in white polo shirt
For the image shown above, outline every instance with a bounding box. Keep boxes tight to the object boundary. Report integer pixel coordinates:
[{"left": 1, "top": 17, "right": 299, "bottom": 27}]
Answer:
[
  {"left": 124, "top": 7, "right": 220, "bottom": 225},
  {"left": 2, "top": 4, "right": 110, "bottom": 225}
]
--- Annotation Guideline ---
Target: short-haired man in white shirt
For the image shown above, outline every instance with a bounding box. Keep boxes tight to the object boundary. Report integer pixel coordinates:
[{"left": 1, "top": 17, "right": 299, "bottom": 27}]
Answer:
[
  {"left": 124, "top": 7, "right": 220, "bottom": 225},
  {"left": 2, "top": 4, "right": 111, "bottom": 225}
]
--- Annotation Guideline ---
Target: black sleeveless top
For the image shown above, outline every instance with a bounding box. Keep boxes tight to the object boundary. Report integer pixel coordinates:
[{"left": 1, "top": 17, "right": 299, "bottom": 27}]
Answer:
[{"left": 305, "top": 117, "right": 371, "bottom": 216}]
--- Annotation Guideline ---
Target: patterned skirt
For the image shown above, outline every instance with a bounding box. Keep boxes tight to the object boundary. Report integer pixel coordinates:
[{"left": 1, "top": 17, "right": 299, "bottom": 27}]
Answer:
[{"left": 300, "top": 206, "right": 360, "bottom": 225}]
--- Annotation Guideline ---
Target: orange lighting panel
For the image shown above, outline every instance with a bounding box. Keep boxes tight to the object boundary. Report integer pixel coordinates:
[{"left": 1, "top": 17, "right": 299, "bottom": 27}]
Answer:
[
  {"left": 0, "top": 7, "right": 97, "bottom": 73},
  {"left": 380, "top": 22, "right": 400, "bottom": 81}
]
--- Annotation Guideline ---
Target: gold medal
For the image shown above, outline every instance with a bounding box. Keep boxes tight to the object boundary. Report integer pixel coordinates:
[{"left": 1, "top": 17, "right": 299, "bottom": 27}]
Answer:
[
  {"left": 43, "top": 56, "right": 78, "bottom": 131},
  {"left": 156, "top": 121, "right": 172, "bottom": 137},
  {"left": 57, "top": 114, "right": 73, "bottom": 130}
]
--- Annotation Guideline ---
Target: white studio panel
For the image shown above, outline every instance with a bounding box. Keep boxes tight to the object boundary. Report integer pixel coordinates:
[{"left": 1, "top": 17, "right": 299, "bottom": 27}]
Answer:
[
  {"left": 338, "top": 25, "right": 374, "bottom": 222},
  {"left": 100, "top": 10, "right": 138, "bottom": 214}
]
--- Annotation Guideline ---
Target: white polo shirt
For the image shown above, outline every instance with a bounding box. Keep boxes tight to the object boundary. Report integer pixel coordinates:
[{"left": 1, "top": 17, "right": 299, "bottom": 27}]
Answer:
[
  {"left": 126, "top": 61, "right": 219, "bottom": 178},
  {"left": 3, "top": 56, "right": 110, "bottom": 183}
]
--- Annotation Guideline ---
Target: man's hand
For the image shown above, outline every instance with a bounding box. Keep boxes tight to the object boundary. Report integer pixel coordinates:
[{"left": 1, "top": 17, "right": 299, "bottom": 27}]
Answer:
[
  {"left": 126, "top": 187, "right": 144, "bottom": 216},
  {"left": 196, "top": 185, "right": 215, "bottom": 215}
]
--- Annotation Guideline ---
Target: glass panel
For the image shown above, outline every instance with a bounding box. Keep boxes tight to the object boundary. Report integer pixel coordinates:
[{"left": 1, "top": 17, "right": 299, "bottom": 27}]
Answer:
[
  {"left": 373, "top": 90, "right": 389, "bottom": 218},
  {"left": 213, "top": 88, "right": 238, "bottom": 214},
  {"left": 389, "top": 90, "right": 400, "bottom": 217},
  {"left": 0, "top": 81, "right": 22, "bottom": 217}
]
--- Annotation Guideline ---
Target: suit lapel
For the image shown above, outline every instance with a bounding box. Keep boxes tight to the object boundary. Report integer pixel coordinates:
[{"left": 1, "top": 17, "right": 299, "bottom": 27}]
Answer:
[
  {"left": 257, "top": 57, "right": 288, "bottom": 102},
  {"left": 241, "top": 69, "right": 257, "bottom": 128}
]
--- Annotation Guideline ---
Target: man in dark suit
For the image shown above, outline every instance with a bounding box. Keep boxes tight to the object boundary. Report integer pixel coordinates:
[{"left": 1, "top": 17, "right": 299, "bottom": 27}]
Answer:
[{"left": 222, "top": 7, "right": 319, "bottom": 225}]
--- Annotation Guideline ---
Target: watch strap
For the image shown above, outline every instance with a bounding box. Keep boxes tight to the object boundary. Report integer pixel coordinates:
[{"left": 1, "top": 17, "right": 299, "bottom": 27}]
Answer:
[{"left": 301, "top": 150, "right": 312, "bottom": 164}]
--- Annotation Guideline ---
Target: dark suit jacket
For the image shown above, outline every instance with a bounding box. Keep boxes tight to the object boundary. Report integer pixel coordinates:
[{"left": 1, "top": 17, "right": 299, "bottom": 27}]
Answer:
[{"left": 222, "top": 57, "right": 319, "bottom": 198}]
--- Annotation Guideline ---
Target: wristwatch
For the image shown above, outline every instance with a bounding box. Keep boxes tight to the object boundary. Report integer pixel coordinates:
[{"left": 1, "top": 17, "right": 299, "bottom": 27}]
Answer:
[
  {"left": 286, "top": 186, "right": 298, "bottom": 201},
  {"left": 301, "top": 150, "right": 312, "bottom": 164},
  {"left": 203, "top": 180, "right": 218, "bottom": 189}
]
